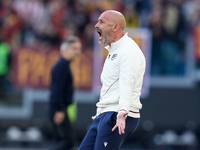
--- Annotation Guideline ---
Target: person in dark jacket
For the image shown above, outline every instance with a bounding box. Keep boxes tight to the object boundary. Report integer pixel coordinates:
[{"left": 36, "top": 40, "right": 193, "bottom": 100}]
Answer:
[{"left": 49, "top": 36, "right": 81, "bottom": 150}]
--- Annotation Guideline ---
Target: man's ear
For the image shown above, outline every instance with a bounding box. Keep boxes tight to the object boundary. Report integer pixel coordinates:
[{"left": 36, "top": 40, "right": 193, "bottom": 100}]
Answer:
[{"left": 113, "top": 24, "right": 119, "bottom": 32}]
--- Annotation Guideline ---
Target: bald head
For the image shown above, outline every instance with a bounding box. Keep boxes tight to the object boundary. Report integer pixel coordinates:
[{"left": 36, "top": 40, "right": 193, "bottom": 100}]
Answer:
[
  {"left": 102, "top": 10, "right": 126, "bottom": 31},
  {"left": 95, "top": 10, "right": 126, "bottom": 45}
]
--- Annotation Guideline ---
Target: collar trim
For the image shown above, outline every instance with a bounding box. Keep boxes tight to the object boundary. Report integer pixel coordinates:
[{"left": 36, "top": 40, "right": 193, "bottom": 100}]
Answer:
[{"left": 105, "top": 33, "right": 128, "bottom": 52}]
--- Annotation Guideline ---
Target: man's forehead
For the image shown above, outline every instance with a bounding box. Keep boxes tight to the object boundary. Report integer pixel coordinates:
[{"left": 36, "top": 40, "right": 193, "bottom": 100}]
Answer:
[{"left": 99, "top": 12, "right": 111, "bottom": 21}]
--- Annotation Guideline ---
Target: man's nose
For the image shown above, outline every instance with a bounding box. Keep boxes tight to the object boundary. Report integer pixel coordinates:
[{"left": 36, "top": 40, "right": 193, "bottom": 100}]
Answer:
[{"left": 94, "top": 22, "right": 98, "bottom": 28}]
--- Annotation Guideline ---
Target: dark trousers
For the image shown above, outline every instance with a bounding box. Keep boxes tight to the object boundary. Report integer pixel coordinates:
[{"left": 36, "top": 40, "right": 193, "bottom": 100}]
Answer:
[
  {"left": 79, "top": 112, "right": 139, "bottom": 150},
  {"left": 49, "top": 108, "right": 75, "bottom": 150}
]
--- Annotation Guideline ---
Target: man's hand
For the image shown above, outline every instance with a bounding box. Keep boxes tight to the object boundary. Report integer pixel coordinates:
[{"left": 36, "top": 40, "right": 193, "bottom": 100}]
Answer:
[
  {"left": 112, "top": 111, "right": 128, "bottom": 135},
  {"left": 54, "top": 111, "right": 65, "bottom": 125},
  {"left": 91, "top": 115, "right": 97, "bottom": 120}
]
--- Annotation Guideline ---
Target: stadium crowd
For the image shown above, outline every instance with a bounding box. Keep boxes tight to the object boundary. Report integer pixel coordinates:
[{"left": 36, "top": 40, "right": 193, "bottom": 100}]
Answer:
[{"left": 0, "top": 0, "right": 200, "bottom": 98}]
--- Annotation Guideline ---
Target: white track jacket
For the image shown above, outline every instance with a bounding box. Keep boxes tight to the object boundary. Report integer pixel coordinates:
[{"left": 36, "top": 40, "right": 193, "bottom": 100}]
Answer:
[{"left": 96, "top": 33, "right": 146, "bottom": 118}]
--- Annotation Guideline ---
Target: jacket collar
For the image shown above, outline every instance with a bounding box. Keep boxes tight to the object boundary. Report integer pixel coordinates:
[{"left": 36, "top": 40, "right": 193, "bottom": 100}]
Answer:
[{"left": 105, "top": 33, "right": 128, "bottom": 52}]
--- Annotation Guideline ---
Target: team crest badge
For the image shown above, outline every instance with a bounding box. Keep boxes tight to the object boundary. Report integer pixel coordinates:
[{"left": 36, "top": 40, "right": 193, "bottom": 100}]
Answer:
[{"left": 111, "top": 54, "right": 117, "bottom": 60}]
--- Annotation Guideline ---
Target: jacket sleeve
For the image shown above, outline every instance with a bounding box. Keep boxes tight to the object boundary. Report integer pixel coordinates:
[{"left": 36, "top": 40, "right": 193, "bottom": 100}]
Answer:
[{"left": 118, "top": 48, "right": 142, "bottom": 113}]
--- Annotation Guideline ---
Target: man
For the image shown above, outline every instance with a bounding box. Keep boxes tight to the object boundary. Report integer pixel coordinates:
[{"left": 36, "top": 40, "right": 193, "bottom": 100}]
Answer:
[
  {"left": 79, "top": 10, "right": 146, "bottom": 150},
  {"left": 49, "top": 36, "right": 81, "bottom": 150}
]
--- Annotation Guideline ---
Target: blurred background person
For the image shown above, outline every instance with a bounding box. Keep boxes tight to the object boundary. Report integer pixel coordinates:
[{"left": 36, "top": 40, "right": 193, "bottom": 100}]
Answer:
[
  {"left": 0, "top": 28, "right": 11, "bottom": 101},
  {"left": 48, "top": 36, "right": 82, "bottom": 150}
]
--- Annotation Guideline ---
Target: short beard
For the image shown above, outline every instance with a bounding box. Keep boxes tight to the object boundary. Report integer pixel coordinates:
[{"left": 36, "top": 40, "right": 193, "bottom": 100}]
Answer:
[{"left": 99, "top": 36, "right": 107, "bottom": 45}]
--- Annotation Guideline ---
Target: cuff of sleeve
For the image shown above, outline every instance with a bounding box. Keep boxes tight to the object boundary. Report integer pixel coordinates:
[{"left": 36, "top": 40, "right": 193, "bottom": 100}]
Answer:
[{"left": 118, "top": 106, "right": 129, "bottom": 113}]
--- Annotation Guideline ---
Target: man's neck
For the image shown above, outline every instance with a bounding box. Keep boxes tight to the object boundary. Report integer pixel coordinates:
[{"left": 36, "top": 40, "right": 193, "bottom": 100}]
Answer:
[{"left": 109, "top": 31, "right": 125, "bottom": 47}]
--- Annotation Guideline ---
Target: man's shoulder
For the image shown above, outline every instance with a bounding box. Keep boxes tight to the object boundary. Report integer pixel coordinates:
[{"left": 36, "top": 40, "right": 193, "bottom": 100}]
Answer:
[
  {"left": 119, "top": 39, "right": 140, "bottom": 53},
  {"left": 119, "top": 39, "right": 145, "bottom": 60},
  {"left": 53, "top": 59, "right": 69, "bottom": 71}
]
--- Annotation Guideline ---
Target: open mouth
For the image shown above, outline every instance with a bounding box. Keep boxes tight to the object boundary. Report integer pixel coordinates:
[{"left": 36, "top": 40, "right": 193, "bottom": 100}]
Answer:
[{"left": 97, "top": 29, "right": 102, "bottom": 39}]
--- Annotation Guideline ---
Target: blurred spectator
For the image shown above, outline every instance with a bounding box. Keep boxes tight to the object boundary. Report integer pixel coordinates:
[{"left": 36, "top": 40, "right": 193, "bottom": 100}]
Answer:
[
  {"left": 65, "top": 0, "right": 88, "bottom": 38},
  {"left": 13, "top": 0, "right": 60, "bottom": 47},
  {"left": 81, "top": 23, "right": 94, "bottom": 51},
  {"left": 124, "top": 6, "right": 141, "bottom": 28},
  {"left": 48, "top": 36, "right": 82, "bottom": 150},
  {"left": 13, "top": 0, "right": 48, "bottom": 31},
  {"left": 148, "top": 0, "right": 164, "bottom": 75},
  {"left": 148, "top": 0, "right": 186, "bottom": 75},
  {"left": 0, "top": 0, "right": 22, "bottom": 50},
  {"left": 0, "top": 28, "right": 11, "bottom": 100},
  {"left": 183, "top": 0, "right": 200, "bottom": 28},
  {"left": 47, "top": 0, "right": 70, "bottom": 40}
]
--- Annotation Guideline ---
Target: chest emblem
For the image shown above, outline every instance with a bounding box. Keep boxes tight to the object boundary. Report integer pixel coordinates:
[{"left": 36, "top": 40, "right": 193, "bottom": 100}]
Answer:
[{"left": 111, "top": 54, "right": 118, "bottom": 60}]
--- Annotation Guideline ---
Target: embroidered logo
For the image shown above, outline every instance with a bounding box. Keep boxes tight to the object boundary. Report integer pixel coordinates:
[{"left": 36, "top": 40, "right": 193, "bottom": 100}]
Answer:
[
  {"left": 104, "top": 142, "right": 108, "bottom": 147},
  {"left": 111, "top": 54, "right": 117, "bottom": 60}
]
